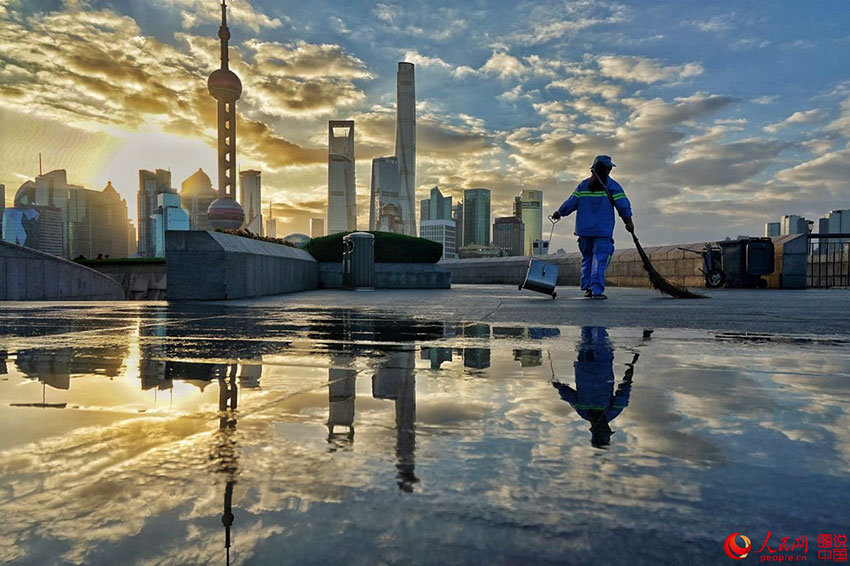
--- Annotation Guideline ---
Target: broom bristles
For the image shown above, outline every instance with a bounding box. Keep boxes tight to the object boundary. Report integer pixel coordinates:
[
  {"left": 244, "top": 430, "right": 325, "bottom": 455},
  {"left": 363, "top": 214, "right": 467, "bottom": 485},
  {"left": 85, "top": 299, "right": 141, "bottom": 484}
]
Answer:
[{"left": 632, "top": 234, "right": 706, "bottom": 299}]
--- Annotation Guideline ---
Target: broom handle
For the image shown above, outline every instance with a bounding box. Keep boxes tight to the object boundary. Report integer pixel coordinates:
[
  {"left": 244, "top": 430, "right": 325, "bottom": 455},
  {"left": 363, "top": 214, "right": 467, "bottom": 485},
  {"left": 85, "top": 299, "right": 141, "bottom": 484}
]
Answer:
[{"left": 590, "top": 169, "right": 642, "bottom": 249}]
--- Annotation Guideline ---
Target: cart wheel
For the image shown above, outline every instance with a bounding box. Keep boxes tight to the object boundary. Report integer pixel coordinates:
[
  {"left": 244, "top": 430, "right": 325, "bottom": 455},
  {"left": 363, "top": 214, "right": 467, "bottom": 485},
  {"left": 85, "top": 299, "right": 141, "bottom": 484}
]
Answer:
[
  {"left": 552, "top": 292, "right": 557, "bottom": 299},
  {"left": 705, "top": 269, "right": 725, "bottom": 289},
  {"left": 757, "top": 278, "right": 768, "bottom": 289}
]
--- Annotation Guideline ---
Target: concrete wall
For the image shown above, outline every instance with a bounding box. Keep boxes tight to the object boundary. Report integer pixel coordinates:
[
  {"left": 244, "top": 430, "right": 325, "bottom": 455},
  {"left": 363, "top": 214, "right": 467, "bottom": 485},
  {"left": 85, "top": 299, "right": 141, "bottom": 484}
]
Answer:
[
  {"left": 85, "top": 262, "right": 167, "bottom": 300},
  {"left": 166, "top": 230, "right": 318, "bottom": 300},
  {"left": 1, "top": 240, "right": 125, "bottom": 300},
  {"left": 318, "top": 262, "right": 451, "bottom": 289},
  {"left": 442, "top": 236, "right": 809, "bottom": 290}
]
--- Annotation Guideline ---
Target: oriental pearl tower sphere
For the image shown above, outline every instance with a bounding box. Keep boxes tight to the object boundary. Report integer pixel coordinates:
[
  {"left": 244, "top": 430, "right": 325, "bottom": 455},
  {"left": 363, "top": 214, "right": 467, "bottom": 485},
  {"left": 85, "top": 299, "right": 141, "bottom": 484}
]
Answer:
[{"left": 207, "top": 0, "right": 245, "bottom": 230}]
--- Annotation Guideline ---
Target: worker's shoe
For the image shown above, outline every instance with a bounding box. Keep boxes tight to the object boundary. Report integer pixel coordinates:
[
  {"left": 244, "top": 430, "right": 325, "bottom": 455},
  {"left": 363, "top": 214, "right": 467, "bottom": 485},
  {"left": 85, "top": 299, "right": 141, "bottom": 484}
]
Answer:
[
  {"left": 591, "top": 293, "right": 608, "bottom": 300},
  {"left": 584, "top": 289, "right": 593, "bottom": 298}
]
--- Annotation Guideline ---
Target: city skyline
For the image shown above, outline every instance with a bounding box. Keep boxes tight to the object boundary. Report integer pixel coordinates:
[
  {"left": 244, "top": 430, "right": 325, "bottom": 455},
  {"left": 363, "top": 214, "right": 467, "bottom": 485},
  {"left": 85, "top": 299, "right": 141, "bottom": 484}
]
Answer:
[{"left": 0, "top": 1, "right": 848, "bottom": 249}]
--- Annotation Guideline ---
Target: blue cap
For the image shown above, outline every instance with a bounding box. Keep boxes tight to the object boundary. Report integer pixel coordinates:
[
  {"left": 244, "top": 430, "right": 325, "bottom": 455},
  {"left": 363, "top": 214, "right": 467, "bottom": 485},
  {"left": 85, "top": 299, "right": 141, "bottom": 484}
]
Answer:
[{"left": 591, "top": 155, "right": 616, "bottom": 169}]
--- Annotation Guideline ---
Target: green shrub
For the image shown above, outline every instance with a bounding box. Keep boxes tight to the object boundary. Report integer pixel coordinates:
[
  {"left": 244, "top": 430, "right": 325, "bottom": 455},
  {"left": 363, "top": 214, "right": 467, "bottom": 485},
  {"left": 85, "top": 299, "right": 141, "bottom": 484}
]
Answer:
[{"left": 305, "top": 231, "right": 442, "bottom": 263}]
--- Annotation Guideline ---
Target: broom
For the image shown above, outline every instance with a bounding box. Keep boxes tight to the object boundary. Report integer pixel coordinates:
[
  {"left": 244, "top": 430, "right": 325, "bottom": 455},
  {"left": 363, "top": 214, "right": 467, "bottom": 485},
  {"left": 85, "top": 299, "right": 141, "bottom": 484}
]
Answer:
[{"left": 594, "top": 170, "right": 706, "bottom": 299}]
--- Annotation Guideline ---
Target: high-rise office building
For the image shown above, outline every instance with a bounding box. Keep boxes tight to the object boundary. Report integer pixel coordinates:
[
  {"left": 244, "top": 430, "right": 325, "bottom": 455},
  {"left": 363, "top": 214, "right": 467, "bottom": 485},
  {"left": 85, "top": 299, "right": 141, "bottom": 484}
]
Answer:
[
  {"left": 493, "top": 216, "right": 524, "bottom": 256},
  {"left": 0, "top": 183, "right": 5, "bottom": 237},
  {"left": 452, "top": 202, "right": 464, "bottom": 248},
  {"left": 419, "top": 198, "right": 430, "bottom": 225},
  {"left": 463, "top": 188, "right": 491, "bottom": 246},
  {"left": 139, "top": 168, "right": 173, "bottom": 257},
  {"left": 310, "top": 218, "right": 324, "bottom": 238},
  {"left": 86, "top": 181, "right": 131, "bottom": 258},
  {"left": 4, "top": 170, "right": 130, "bottom": 259},
  {"left": 420, "top": 186, "right": 452, "bottom": 223},
  {"left": 818, "top": 209, "right": 850, "bottom": 234},
  {"left": 781, "top": 214, "right": 812, "bottom": 235},
  {"left": 764, "top": 222, "right": 781, "bottom": 237},
  {"left": 395, "top": 62, "right": 417, "bottom": 236},
  {"left": 180, "top": 168, "right": 217, "bottom": 232},
  {"left": 370, "top": 156, "right": 402, "bottom": 232},
  {"left": 151, "top": 192, "right": 190, "bottom": 258},
  {"left": 517, "top": 189, "right": 542, "bottom": 256},
  {"left": 2, "top": 204, "right": 64, "bottom": 257},
  {"left": 420, "top": 219, "right": 457, "bottom": 260},
  {"left": 239, "top": 170, "right": 262, "bottom": 235},
  {"left": 265, "top": 201, "right": 276, "bottom": 238},
  {"left": 328, "top": 120, "right": 356, "bottom": 234}
]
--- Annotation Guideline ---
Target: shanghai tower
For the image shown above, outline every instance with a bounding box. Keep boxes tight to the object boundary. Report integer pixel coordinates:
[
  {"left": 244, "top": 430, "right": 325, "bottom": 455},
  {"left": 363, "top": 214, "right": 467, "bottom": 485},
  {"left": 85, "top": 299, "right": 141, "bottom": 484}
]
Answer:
[
  {"left": 395, "top": 62, "right": 416, "bottom": 236},
  {"left": 206, "top": 0, "right": 245, "bottom": 230}
]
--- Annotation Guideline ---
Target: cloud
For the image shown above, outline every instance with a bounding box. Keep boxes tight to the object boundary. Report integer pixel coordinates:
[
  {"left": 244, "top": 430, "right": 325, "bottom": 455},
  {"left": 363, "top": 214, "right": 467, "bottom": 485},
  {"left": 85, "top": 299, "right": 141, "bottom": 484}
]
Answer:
[
  {"left": 246, "top": 40, "right": 372, "bottom": 80},
  {"left": 511, "top": 1, "right": 632, "bottom": 45},
  {"left": 774, "top": 149, "right": 850, "bottom": 192},
  {"left": 154, "top": 0, "right": 283, "bottom": 33},
  {"left": 763, "top": 109, "right": 827, "bottom": 133},
  {"left": 402, "top": 50, "right": 452, "bottom": 70},
  {"left": 0, "top": 3, "right": 372, "bottom": 176},
  {"left": 597, "top": 55, "right": 703, "bottom": 84},
  {"left": 689, "top": 13, "right": 736, "bottom": 33},
  {"left": 752, "top": 95, "right": 779, "bottom": 105},
  {"left": 547, "top": 74, "right": 624, "bottom": 101},
  {"left": 481, "top": 50, "right": 528, "bottom": 79},
  {"left": 373, "top": 2, "right": 397, "bottom": 24}
]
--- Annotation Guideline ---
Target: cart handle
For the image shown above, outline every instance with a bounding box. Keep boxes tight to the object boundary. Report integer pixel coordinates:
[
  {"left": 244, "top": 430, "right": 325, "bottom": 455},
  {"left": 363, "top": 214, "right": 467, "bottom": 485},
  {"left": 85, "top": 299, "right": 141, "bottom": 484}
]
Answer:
[{"left": 678, "top": 247, "right": 703, "bottom": 255}]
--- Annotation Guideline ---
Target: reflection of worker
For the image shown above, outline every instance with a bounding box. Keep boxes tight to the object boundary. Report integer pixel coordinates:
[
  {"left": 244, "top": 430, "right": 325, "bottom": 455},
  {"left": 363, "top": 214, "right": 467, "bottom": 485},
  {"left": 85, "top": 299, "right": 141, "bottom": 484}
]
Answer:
[{"left": 552, "top": 327, "right": 637, "bottom": 448}]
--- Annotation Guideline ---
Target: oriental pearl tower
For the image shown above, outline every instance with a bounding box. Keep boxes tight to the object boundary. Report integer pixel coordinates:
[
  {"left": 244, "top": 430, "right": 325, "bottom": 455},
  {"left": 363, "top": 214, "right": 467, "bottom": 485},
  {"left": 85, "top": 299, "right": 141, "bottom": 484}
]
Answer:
[{"left": 206, "top": 0, "right": 245, "bottom": 230}]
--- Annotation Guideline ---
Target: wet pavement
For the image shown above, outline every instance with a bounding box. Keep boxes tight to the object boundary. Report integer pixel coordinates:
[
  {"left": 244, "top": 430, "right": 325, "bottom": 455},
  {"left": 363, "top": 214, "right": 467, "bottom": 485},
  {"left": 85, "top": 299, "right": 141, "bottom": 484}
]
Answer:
[{"left": 1, "top": 302, "right": 849, "bottom": 565}]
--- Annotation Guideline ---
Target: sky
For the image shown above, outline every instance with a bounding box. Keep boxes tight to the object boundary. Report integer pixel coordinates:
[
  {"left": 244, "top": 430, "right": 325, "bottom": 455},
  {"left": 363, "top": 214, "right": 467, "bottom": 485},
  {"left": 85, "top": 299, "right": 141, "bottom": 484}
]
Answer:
[{"left": 0, "top": 0, "right": 848, "bottom": 248}]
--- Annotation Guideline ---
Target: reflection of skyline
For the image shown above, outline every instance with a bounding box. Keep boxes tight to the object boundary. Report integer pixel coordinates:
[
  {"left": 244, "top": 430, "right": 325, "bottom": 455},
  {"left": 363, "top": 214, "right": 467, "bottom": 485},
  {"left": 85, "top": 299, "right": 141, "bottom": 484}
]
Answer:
[{"left": 3, "top": 308, "right": 850, "bottom": 565}]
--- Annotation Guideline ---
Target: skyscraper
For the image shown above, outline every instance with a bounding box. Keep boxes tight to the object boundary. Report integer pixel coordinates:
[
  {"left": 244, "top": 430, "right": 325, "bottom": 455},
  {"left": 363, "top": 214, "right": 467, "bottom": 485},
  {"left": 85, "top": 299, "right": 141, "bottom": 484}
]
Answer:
[
  {"left": 265, "top": 202, "right": 276, "bottom": 238},
  {"left": 395, "top": 62, "right": 416, "bottom": 236},
  {"left": 463, "top": 188, "right": 491, "bottom": 246},
  {"left": 206, "top": 0, "right": 245, "bottom": 230},
  {"left": 5, "top": 171, "right": 130, "bottom": 258},
  {"left": 138, "top": 169, "right": 172, "bottom": 257},
  {"left": 517, "top": 189, "right": 543, "bottom": 256},
  {"left": 421, "top": 186, "right": 452, "bottom": 223},
  {"left": 0, "top": 184, "right": 5, "bottom": 238},
  {"left": 452, "top": 202, "right": 464, "bottom": 248},
  {"left": 180, "top": 168, "right": 217, "bottom": 231},
  {"left": 420, "top": 219, "right": 457, "bottom": 260},
  {"left": 493, "top": 216, "right": 524, "bottom": 256},
  {"left": 151, "top": 192, "right": 190, "bottom": 258},
  {"left": 328, "top": 120, "right": 356, "bottom": 234},
  {"left": 239, "top": 170, "right": 262, "bottom": 235},
  {"left": 310, "top": 218, "right": 324, "bottom": 238},
  {"left": 369, "top": 156, "right": 400, "bottom": 232}
]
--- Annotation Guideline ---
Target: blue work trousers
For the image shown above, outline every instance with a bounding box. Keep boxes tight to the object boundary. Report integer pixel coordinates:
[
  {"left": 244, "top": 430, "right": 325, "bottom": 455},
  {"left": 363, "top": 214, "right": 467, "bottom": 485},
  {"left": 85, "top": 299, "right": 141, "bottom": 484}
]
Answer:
[{"left": 578, "top": 236, "right": 614, "bottom": 295}]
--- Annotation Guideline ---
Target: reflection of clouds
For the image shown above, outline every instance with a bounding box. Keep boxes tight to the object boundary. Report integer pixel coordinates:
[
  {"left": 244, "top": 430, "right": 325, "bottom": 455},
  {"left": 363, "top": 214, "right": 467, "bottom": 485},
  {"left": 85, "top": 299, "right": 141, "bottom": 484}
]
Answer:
[{"left": 4, "top": 310, "right": 850, "bottom": 563}]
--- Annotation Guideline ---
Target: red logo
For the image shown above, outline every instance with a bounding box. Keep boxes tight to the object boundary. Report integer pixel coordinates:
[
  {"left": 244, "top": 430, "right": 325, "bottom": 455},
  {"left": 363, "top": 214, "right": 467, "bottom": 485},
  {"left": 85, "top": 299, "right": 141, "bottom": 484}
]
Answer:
[{"left": 725, "top": 533, "right": 752, "bottom": 560}]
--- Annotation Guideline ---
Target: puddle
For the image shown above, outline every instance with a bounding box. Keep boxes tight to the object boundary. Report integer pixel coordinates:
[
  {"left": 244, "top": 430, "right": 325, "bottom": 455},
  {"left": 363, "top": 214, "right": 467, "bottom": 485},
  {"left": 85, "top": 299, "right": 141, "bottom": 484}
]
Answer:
[{"left": 1, "top": 305, "right": 849, "bottom": 565}]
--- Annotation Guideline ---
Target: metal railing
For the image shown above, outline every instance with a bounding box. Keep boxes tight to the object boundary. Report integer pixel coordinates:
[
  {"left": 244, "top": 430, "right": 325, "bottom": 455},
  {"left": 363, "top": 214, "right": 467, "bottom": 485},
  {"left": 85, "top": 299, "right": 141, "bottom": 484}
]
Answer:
[{"left": 807, "top": 234, "right": 850, "bottom": 288}]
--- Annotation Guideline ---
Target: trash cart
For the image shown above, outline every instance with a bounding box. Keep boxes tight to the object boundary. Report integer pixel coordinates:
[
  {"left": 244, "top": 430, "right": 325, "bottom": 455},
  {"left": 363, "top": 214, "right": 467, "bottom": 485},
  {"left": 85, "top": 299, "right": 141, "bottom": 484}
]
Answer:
[
  {"left": 342, "top": 232, "right": 375, "bottom": 291},
  {"left": 717, "top": 237, "right": 774, "bottom": 288}
]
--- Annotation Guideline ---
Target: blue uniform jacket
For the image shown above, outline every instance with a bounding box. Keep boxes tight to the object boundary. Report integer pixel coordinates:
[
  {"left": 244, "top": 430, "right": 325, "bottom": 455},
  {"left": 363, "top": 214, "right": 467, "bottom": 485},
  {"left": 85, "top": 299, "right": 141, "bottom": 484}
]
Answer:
[{"left": 557, "top": 177, "right": 632, "bottom": 237}]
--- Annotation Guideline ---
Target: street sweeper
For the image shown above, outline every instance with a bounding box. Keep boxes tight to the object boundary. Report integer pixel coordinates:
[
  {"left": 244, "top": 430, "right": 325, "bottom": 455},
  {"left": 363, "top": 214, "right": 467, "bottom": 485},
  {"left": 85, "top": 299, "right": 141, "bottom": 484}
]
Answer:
[{"left": 551, "top": 155, "right": 633, "bottom": 300}]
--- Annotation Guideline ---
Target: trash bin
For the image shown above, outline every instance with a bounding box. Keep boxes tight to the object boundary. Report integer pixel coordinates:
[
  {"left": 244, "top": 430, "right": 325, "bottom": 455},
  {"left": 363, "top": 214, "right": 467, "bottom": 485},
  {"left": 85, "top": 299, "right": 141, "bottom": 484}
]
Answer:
[
  {"left": 718, "top": 238, "right": 771, "bottom": 288},
  {"left": 746, "top": 238, "right": 775, "bottom": 276},
  {"left": 342, "top": 232, "right": 374, "bottom": 291}
]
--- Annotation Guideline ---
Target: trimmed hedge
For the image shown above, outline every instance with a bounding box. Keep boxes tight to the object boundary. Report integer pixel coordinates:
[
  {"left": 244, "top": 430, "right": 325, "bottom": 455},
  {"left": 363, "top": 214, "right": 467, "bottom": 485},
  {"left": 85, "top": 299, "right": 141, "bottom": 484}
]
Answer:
[{"left": 305, "top": 231, "right": 442, "bottom": 263}]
